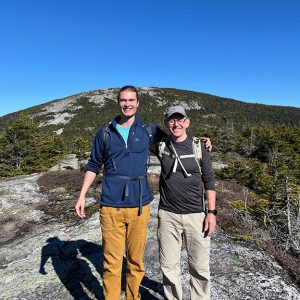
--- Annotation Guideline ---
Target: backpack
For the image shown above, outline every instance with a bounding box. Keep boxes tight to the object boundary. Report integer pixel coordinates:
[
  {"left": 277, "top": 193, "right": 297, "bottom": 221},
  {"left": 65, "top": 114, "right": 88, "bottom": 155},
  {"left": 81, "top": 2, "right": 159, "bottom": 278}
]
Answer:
[
  {"left": 158, "top": 136, "right": 207, "bottom": 211},
  {"left": 101, "top": 123, "right": 153, "bottom": 170},
  {"left": 100, "top": 123, "right": 154, "bottom": 216},
  {"left": 158, "top": 136, "right": 203, "bottom": 176}
]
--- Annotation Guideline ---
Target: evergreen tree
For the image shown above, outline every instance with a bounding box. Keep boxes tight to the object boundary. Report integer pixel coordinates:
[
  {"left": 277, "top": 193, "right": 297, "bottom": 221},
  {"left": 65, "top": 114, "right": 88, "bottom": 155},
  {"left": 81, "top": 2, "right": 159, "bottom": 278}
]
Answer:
[
  {"left": 71, "top": 136, "right": 91, "bottom": 160},
  {"left": 0, "top": 114, "right": 65, "bottom": 177}
]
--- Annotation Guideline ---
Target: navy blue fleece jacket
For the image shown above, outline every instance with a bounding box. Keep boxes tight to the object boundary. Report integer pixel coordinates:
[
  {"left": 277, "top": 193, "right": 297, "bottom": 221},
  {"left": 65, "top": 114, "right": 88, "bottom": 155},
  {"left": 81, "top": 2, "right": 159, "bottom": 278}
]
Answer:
[{"left": 86, "top": 115, "right": 165, "bottom": 208}]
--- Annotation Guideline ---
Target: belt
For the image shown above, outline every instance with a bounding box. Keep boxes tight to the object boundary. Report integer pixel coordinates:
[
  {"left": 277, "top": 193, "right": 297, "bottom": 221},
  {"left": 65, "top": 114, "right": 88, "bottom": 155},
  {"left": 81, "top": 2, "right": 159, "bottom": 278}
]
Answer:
[{"left": 105, "top": 174, "right": 146, "bottom": 215}]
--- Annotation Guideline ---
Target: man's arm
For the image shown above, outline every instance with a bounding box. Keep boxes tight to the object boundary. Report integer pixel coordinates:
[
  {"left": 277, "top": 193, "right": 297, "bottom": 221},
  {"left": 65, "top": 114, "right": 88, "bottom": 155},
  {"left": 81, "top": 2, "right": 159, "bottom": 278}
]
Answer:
[
  {"left": 39, "top": 246, "right": 49, "bottom": 275},
  {"left": 200, "top": 142, "right": 216, "bottom": 236},
  {"left": 150, "top": 124, "right": 212, "bottom": 152},
  {"left": 75, "top": 128, "right": 105, "bottom": 218},
  {"left": 204, "top": 190, "right": 217, "bottom": 236},
  {"left": 75, "top": 171, "right": 97, "bottom": 218}
]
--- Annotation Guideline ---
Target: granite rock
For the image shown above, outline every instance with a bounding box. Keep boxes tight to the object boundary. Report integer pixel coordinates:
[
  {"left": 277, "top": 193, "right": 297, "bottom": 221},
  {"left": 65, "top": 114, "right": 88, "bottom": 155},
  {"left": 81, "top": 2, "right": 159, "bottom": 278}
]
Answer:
[{"left": 0, "top": 174, "right": 299, "bottom": 300}]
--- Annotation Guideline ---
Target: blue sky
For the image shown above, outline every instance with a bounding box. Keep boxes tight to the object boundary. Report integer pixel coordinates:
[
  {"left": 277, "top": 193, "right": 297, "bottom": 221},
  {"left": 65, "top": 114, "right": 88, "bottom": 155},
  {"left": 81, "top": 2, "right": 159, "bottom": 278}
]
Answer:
[{"left": 0, "top": 0, "right": 299, "bottom": 117}]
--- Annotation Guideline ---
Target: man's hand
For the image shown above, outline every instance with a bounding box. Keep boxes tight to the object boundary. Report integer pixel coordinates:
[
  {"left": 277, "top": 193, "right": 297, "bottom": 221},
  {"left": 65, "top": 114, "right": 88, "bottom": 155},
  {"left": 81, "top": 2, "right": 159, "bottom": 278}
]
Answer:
[
  {"left": 75, "top": 196, "right": 86, "bottom": 218},
  {"left": 201, "top": 137, "right": 212, "bottom": 152},
  {"left": 203, "top": 213, "right": 216, "bottom": 236},
  {"left": 75, "top": 171, "right": 97, "bottom": 218}
]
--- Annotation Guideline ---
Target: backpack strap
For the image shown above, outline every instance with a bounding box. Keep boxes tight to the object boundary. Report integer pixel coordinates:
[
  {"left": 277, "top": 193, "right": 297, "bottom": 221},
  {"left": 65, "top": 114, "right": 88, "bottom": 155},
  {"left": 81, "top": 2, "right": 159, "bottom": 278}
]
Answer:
[
  {"left": 158, "top": 136, "right": 203, "bottom": 177},
  {"left": 141, "top": 123, "right": 154, "bottom": 166},
  {"left": 158, "top": 135, "right": 207, "bottom": 212},
  {"left": 102, "top": 122, "right": 154, "bottom": 170},
  {"left": 106, "top": 174, "right": 146, "bottom": 215},
  {"left": 142, "top": 123, "right": 153, "bottom": 139},
  {"left": 102, "top": 125, "right": 110, "bottom": 147},
  {"left": 169, "top": 140, "right": 192, "bottom": 177},
  {"left": 158, "top": 136, "right": 169, "bottom": 159},
  {"left": 192, "top": 137, "right": 202, "bottom": 175},
  {"left": 101, "top": 122, "right": 154, "bottom": 215},
  {"left": 102, "top": 124, "right": 117, "bottom": 170},
  {"left": 192, "top": 137, "right": 207, "bottom": 212},
  {"left": 192, "top": 137, "right": 202, "bottom": 161}
]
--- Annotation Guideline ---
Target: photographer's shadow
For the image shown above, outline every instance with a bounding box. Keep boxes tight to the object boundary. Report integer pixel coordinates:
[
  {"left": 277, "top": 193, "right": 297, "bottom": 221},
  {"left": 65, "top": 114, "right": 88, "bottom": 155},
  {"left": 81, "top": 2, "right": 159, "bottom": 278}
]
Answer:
[
  {"left": 39, "top": 237, "right": 104, "bottom": 300},
  {"left": 40, "top": 237, "right": 163, "bottom": 299},
  {"left": 121, "top": 258, "right": 164, "bottom": 299}
]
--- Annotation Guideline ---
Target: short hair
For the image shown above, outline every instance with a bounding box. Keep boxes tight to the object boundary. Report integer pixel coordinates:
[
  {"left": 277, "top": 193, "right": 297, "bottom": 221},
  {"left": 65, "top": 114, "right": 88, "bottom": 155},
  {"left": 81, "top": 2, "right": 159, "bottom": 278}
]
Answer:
[{"left": 117, "top": 85, "right": 139, "bottom": 102}]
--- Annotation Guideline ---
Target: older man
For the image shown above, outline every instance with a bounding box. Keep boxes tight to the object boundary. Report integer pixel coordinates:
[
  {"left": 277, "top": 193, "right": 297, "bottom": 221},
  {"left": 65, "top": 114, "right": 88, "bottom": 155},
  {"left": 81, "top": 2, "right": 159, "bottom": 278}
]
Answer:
[{"left": 153, "top": 106, "right": 216, "bottom": 300}]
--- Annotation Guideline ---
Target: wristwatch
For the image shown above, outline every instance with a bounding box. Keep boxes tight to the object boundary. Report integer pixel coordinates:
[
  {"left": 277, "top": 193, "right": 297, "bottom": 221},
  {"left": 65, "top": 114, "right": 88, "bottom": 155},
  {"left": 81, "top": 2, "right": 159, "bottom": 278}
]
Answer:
[{"left": 207, "top": 209, "right": 217, "bottom": 215}]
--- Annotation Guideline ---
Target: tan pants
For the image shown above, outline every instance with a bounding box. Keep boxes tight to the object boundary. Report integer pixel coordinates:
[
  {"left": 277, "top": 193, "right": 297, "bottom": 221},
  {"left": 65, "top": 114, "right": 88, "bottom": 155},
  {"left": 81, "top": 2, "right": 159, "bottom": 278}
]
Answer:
[
  {"left": 100, "top": 205, "right": 150, "bottom": 300},
  {"left": 158, "top": 210, "right": 210, "bottom": 300}
]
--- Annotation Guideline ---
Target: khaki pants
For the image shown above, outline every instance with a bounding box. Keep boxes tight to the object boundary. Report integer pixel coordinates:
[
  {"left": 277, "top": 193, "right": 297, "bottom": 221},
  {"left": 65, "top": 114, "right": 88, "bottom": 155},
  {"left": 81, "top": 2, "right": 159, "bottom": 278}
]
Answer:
[
  {"left": 158, "top": 210, "right": 210, "bottom": 300},
  {"left": 100, "top": 205, "right": 150, "bottom": 300}
]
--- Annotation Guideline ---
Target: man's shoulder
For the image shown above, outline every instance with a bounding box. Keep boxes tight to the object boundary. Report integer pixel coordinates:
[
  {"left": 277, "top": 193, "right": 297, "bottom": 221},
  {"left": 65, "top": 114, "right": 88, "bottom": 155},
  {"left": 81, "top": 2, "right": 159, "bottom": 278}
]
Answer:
[
  {"left": 94, "top": 122, "right": 114, "bottom": 140},
  {"left": 136, "top": 122, "right": 164, "bottom": 139},
  {"left": 97, "top": 124, "right": 110, "bottom": 133},
  {"left": 136, "top": 119, "right": 155, "bottom": 129}
]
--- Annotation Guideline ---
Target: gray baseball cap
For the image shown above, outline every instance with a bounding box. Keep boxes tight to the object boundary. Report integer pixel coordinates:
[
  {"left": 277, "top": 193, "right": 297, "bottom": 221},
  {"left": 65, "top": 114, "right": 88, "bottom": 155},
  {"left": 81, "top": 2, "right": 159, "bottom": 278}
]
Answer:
[{"left": 164, "top": 106, "right": 187, "bottom": 121}]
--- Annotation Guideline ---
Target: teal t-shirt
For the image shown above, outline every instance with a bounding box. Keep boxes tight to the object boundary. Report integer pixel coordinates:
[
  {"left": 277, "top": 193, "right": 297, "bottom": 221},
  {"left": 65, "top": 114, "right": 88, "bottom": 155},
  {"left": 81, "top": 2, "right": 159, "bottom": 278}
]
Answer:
[{"left": 116, "top": 124, "right": 131, "bottom": 145}]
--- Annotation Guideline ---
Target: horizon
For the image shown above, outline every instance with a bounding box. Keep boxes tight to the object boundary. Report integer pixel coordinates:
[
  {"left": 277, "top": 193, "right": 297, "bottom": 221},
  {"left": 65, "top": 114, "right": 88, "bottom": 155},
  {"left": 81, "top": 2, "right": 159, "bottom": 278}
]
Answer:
[
  {"left": 1, "top": 0, "right": 300, "bottom": 117},
  {"left": 1, "top": 85, "right": 300, "bottom": 118}
]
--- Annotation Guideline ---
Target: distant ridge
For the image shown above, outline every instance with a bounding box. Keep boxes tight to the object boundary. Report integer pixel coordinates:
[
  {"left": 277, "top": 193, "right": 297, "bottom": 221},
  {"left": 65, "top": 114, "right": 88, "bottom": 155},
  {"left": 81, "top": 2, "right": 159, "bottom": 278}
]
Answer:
[{"left": 0, "top": 87, "right": 299, "bottom": 143}]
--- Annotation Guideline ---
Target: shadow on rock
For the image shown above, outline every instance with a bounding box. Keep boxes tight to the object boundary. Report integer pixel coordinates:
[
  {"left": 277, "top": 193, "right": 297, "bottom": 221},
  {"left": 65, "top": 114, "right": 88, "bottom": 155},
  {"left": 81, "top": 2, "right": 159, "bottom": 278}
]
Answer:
[
  {"left": 121, "top": 257, "right": 164, "bottom": 299},
  {"left": 140, "top": 276, "right": 164, "bottom": 299},
  {"left": 39, "top": 237, "right": 103, "bottom": 300},
  {"left": 40, "top": 237, "right": 163, "bottom": 299}
]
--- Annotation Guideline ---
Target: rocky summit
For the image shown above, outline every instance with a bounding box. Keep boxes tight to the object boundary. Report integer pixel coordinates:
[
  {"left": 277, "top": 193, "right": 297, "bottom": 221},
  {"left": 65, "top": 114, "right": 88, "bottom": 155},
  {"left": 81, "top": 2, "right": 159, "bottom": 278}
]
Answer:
[{"left": 0, "top": 170, "right": 300, "bottom": 300}]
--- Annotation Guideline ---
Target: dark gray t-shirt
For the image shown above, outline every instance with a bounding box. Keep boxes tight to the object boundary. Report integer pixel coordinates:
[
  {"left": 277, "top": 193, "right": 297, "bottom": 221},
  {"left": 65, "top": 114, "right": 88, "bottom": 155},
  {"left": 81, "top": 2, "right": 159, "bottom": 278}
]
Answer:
[{"left": 152, "top": 136, "right": 215, "bottom": 214}]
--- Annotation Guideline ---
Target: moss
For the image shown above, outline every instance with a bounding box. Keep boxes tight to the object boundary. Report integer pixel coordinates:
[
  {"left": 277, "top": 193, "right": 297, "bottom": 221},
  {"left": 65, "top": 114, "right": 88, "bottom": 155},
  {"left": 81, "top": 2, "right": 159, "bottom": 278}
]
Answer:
[
  {"left": 254, "top": 198, "right": 272, "bottom": 211},
  {"left": 239, "top": 235, "right": 253, "bottom": 242},
  {"left": 231, "top": 200, "right": 244, "bottom": 211}
]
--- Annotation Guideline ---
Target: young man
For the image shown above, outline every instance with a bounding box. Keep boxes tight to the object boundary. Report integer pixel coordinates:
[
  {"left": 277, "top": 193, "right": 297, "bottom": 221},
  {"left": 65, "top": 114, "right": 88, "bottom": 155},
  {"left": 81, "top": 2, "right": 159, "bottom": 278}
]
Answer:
[
  {"left": 75, "top": 87, "right": 212, "bottom": 300},
  {"left": 153, "top": 106, "right": 216, "bottom": 300}
]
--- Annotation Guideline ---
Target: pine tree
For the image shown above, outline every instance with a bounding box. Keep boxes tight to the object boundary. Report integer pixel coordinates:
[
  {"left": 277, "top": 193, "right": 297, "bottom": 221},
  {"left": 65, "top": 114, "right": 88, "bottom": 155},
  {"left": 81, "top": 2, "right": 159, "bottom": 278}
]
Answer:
[{"left": 0, "top": 114, "right": 65, "bottom": 177}]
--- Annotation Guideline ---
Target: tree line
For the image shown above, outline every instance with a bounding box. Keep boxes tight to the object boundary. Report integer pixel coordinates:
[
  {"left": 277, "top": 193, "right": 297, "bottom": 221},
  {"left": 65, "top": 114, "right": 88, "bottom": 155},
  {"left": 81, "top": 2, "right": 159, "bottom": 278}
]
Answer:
[
  {"left": 214, "top": 123, "right": 300, "bottom": 265},
  {"left": 1, "top": 115, "right": 299, "bottom": 257}
]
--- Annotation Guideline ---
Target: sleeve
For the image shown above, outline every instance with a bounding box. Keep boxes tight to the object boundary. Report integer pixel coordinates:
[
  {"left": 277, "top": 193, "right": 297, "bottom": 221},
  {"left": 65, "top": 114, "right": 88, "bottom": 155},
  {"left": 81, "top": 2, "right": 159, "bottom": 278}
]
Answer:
[
  {"left": 200, "top": 142, "right": 215, "bottom": 191},
  {"left": 85, "top": 128, "right": 105, "bottom": 174},
  {"left": 149, "top": 125, "right": 168, "bottom": 155}
]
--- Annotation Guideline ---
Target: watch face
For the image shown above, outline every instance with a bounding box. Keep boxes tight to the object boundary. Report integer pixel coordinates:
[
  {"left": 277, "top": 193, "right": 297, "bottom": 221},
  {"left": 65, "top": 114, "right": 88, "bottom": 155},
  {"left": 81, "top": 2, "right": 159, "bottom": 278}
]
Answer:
[{"left": 208, "top": 209, "right": 217, "bottom": 215}]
